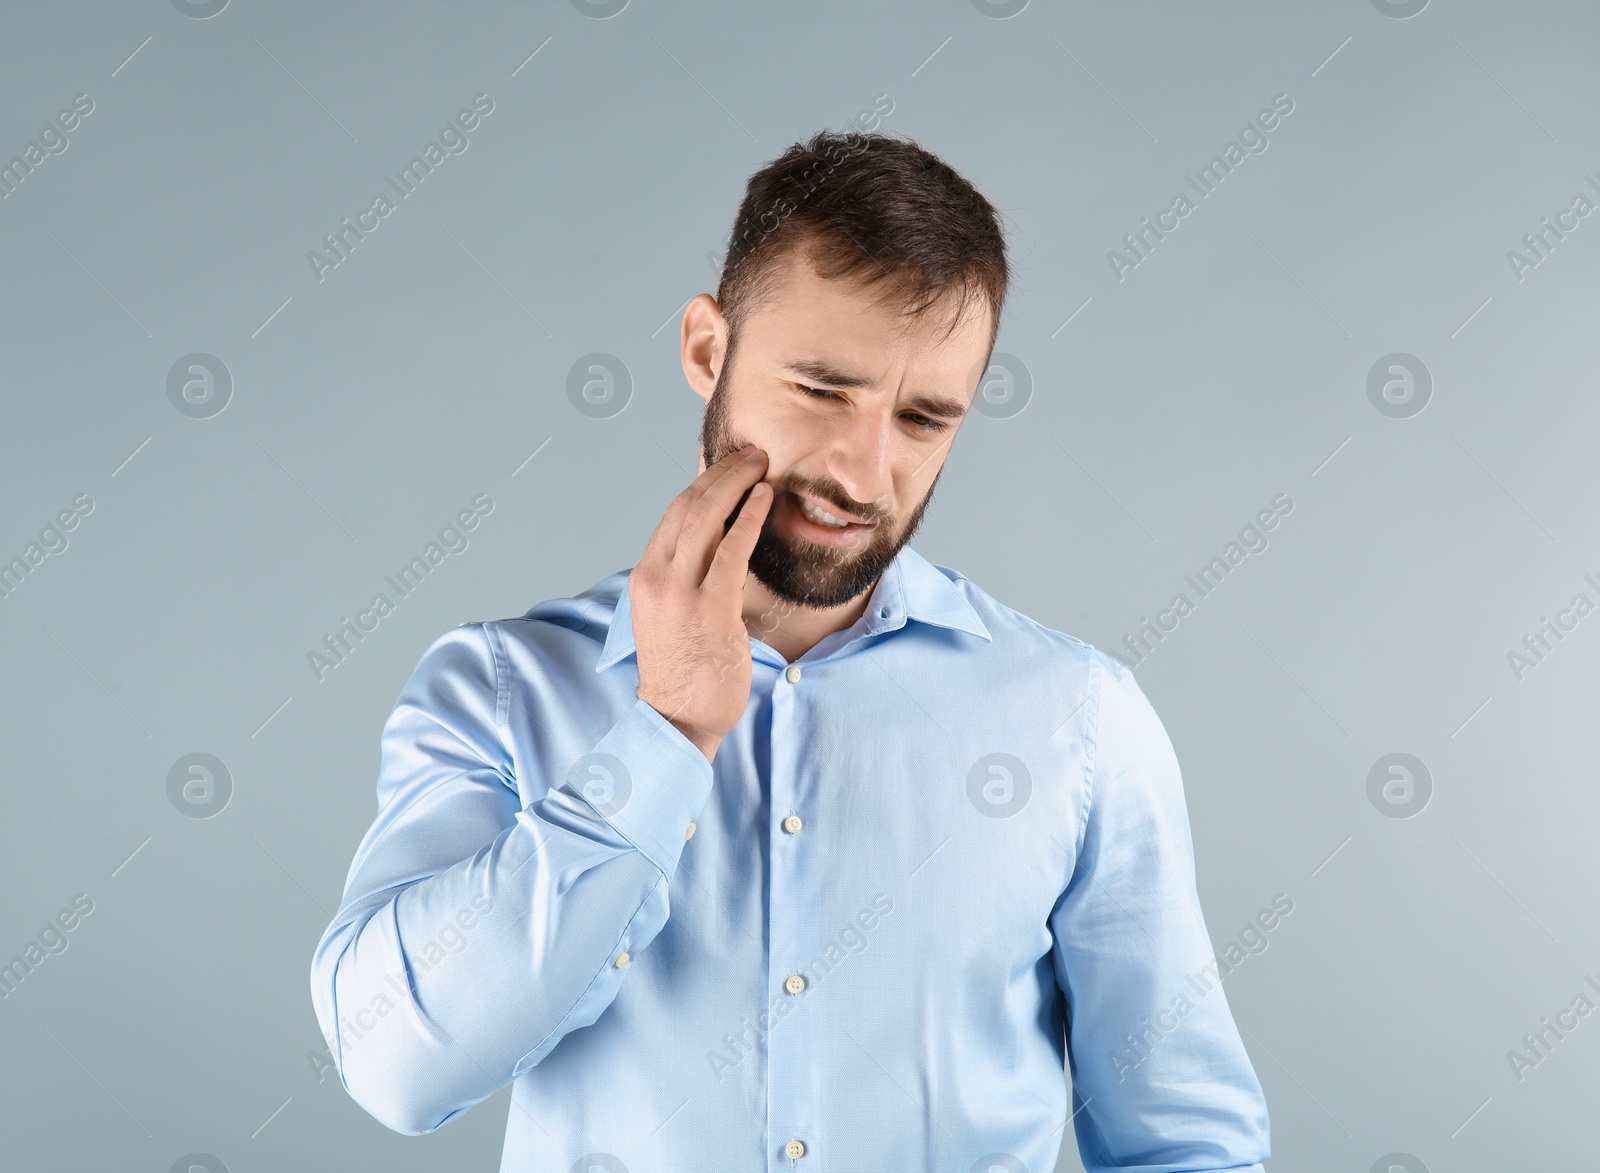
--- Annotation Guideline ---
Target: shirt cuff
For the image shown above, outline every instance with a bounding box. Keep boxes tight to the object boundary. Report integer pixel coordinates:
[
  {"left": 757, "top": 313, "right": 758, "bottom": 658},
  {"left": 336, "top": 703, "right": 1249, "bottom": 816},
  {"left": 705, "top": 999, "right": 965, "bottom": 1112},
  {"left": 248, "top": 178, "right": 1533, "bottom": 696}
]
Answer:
[{"left": 569, "top": 696, "right": 715, "bottom": 880}]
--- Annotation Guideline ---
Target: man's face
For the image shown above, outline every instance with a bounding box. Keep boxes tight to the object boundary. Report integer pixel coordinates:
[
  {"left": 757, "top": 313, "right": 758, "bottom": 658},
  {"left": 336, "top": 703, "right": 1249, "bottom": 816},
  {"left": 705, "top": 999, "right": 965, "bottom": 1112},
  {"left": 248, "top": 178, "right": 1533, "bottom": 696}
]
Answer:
[{"left": 693, "top": 249, "right": 993, "bottom": 610}]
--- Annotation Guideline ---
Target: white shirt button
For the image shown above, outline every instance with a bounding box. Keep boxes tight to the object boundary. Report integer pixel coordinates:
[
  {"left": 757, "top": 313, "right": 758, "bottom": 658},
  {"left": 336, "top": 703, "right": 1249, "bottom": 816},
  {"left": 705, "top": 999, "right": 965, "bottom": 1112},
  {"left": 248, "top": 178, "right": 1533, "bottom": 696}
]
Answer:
[
  {"left": 685, "top": 820, "right": 696, "bottom": 840},
  {"left": 784, "top": 1139, "right": 806, "bottom": 1159},
  {"left": 784, "top": 974, "right": 806, "bottom": 995},
  {"left": 614, "top": 951, "right": 630, "bottom": 968},
  {"left": 785, "top": 664, "right": 802, "bottom": 684},
  {"left": 782, "top": 814, "right": 803, "bottom": 834}
]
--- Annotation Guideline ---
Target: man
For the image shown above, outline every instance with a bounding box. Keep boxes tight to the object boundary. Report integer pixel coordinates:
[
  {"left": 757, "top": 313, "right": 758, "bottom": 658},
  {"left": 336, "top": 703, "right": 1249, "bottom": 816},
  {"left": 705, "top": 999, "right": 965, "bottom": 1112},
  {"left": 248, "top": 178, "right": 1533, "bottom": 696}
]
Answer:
[{"left": 309, "top": 131, "right": 1271, "bottom": 1172}]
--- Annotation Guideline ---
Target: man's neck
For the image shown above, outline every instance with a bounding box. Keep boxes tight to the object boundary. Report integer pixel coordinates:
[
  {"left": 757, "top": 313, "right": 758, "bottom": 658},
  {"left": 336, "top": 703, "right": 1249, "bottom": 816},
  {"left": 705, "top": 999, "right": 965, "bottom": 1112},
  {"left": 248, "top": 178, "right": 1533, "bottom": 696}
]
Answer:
[{"left": 740, "top": 574, "right": 875, "bottom": 664}]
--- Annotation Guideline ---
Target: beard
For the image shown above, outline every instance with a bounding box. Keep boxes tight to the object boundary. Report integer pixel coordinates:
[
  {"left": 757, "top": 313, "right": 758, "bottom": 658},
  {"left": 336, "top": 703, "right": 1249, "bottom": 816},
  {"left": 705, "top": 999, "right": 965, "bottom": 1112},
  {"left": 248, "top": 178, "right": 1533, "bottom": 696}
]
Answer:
[{"left": 698, "top": 357, "right": 942, "bottom": 610}]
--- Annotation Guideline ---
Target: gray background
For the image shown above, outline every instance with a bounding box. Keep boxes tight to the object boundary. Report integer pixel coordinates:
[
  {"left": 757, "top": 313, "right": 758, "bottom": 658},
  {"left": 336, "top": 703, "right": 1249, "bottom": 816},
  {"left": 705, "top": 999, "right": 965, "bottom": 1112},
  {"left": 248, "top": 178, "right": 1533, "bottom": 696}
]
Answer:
[{"left": 1, "top": 1, "right": 1594, "bottom": 1170}]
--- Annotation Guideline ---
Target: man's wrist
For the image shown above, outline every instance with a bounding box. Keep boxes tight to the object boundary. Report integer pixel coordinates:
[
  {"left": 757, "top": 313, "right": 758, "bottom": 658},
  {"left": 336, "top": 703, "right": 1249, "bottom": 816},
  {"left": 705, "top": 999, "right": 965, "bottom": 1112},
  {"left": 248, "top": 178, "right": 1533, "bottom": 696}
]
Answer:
[
  {"left": 638, "top": 693, "right": 722, "bottom": 763},
  {"left": 671, "top": 720, "right": 721, "bottom": 764}
]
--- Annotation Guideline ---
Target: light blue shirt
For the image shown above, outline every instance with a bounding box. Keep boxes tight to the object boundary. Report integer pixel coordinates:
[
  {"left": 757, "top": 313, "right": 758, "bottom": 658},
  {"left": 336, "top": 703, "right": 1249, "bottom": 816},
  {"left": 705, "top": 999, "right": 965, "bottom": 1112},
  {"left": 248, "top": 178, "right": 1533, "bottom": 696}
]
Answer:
[{"left": 309, "top": 544, "right": 1270, "bottom": 1172}]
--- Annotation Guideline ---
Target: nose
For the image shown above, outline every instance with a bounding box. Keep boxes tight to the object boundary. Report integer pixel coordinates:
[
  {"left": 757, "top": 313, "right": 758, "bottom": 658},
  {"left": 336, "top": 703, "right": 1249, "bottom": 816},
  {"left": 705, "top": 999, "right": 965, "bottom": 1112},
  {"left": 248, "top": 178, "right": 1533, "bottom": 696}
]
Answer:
[{"left": 825, "top": 406, "right": 895, "bottom": 516}]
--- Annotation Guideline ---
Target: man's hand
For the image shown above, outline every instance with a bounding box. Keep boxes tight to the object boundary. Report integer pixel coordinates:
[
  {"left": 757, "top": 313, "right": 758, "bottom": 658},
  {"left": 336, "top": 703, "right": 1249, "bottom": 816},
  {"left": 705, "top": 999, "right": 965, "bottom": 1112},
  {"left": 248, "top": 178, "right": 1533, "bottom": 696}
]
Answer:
[{"left": 631, "top": 445, "right": 772, "bottom": 762}]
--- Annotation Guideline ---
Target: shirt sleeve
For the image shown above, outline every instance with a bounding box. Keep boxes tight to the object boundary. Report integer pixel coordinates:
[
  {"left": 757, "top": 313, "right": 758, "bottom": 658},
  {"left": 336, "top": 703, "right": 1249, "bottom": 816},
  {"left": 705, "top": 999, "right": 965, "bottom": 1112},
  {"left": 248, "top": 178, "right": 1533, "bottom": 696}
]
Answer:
[
  {"left": 307, "top": 621, "right": 714, "bottom": 1135},
  {"left": 1049, "top": 650, "right": 1271, "bottom": 1173}
]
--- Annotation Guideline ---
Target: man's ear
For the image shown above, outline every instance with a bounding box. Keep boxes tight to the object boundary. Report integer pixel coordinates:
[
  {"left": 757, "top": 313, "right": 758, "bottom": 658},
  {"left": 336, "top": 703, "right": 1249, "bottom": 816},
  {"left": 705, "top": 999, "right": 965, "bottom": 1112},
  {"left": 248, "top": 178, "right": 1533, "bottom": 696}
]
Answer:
[{"left": 680, "top": 293, "right": 726, "bottom": 404}]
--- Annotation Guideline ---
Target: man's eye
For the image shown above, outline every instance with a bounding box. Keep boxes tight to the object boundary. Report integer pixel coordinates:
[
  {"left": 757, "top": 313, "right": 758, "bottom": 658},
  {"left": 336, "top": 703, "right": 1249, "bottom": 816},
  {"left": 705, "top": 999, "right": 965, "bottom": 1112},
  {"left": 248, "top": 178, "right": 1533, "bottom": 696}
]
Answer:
[{"left": 797, "top": 384, "right": 946, "bottom": 433}]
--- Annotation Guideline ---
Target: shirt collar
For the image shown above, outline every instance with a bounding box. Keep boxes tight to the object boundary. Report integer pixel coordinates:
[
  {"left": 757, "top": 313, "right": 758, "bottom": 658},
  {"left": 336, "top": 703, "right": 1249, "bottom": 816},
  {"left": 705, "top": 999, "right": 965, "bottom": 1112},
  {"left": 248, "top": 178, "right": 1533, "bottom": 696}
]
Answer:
[{"left": 596, "top": 544, "right": 990, "bottom": 672}]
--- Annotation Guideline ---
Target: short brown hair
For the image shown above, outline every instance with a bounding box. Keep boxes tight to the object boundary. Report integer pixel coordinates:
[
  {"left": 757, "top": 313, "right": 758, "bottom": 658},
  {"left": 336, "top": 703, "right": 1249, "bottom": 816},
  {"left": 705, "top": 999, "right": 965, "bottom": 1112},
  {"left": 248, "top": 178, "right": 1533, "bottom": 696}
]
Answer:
[{"left": 716, "top": 131, "right": 1009, "bottom": 349}]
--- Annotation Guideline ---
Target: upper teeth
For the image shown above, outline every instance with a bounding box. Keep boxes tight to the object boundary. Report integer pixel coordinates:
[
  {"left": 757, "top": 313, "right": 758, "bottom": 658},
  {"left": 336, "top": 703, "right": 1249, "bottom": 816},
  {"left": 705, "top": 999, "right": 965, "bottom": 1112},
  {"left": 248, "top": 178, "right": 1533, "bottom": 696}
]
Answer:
[{"left": 799, "top": 497, "right": 852, "bottom": 528}]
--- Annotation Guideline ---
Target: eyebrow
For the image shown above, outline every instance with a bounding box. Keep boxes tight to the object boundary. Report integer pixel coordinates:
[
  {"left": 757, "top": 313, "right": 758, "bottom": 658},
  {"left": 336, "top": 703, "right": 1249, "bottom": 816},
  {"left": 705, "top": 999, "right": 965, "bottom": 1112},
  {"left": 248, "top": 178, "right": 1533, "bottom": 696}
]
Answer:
[{"left": 780, "top": 359, "right": 969, "bottom": 421}]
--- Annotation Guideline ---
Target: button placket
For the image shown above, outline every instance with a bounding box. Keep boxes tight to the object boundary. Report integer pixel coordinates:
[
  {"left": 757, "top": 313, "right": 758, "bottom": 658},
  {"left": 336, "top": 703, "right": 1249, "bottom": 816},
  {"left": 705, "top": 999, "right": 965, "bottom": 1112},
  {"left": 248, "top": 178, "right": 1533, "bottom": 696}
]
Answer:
[{"left": 766, "top": 656, "right": 816, "bottom": 1170}]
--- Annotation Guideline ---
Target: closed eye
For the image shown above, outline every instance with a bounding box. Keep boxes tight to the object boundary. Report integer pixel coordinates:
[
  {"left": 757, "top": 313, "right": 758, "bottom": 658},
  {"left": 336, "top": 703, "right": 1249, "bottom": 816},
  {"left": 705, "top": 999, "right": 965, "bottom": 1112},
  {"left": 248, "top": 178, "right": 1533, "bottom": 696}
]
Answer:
[{"left": 795, "top": 384, "right": 950, "bottom": 434}]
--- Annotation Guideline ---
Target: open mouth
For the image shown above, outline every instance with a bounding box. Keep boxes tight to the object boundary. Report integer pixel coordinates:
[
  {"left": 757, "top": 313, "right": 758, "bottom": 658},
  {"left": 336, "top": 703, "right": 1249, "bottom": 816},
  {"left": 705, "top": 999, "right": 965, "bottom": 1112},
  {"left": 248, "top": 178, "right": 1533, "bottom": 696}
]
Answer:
[{"left": 780, "top": 490, "right": 876, "bottom": 545}]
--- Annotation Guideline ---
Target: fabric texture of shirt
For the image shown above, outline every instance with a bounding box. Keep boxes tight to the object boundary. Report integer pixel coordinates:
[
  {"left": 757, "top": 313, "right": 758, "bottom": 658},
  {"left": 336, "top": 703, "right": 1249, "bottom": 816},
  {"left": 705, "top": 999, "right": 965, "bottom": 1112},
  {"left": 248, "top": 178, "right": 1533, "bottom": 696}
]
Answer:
[{"left": 308, "top": 544, "right": 1270, "bottom": 1172}]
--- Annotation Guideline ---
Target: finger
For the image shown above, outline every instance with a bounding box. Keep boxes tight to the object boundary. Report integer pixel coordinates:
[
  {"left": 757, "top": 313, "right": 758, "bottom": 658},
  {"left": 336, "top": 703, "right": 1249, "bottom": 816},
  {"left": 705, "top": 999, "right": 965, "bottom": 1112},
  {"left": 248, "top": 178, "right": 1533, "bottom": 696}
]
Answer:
[
  {"left": 642, "top": 445, "right": 760, "bottom": 567},
  {"left": 677, "top": 449, "right": 768, "bottom": 580},
  {"left": 703, "top": 480, "right": 772, "bottom": 594},
  {"left": 670, "top": 446, "right": 764, "bottom": 566}
]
